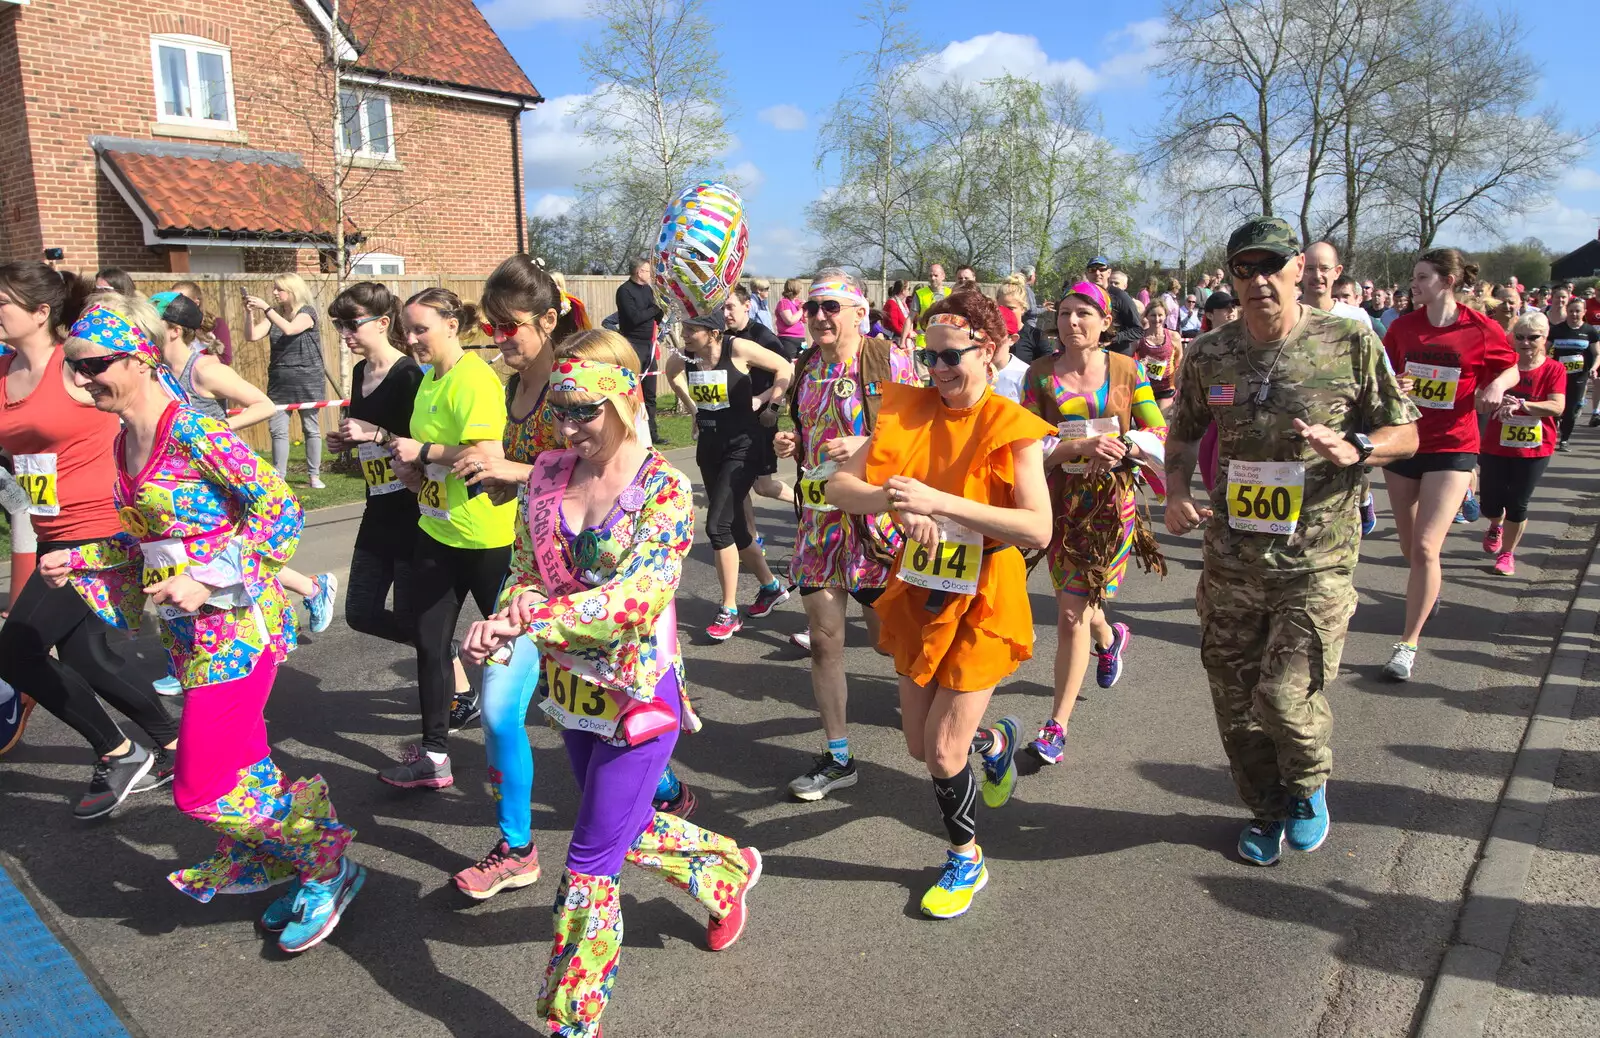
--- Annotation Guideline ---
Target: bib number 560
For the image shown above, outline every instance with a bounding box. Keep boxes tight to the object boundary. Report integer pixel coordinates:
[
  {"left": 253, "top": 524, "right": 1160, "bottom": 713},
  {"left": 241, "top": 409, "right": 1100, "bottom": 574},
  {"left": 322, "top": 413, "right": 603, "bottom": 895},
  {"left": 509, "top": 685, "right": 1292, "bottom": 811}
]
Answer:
[{"left": 1232, "top": 482, "right": 1294, "bottom": 521}]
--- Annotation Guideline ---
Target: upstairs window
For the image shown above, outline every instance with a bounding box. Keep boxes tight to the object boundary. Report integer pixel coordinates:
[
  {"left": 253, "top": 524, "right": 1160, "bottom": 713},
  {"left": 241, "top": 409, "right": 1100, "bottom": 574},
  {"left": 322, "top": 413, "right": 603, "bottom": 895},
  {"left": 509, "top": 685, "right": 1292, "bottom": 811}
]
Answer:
[
  {"left": 151, "top": 35, "right": 235, "bottom": 129},
  {"left": 351, "top": 252, "right": 404, "bottom": 277},
  {"left": 339, "top": 90, "right": 394, "bottom": 160}
]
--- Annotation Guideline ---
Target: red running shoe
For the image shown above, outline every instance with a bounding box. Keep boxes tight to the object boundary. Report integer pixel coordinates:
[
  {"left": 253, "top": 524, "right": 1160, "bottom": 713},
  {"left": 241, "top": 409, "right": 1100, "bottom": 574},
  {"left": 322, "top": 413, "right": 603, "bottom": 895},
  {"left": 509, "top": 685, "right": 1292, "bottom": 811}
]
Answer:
[
  {"left": 706, "top": 847, "right": 762, "bottom": 952},
  {"left": 453, "top": 839, "right": 540, "bottom": 900},
  {"left": 706, "top": 608, "right": 742, "bottom": 642}
]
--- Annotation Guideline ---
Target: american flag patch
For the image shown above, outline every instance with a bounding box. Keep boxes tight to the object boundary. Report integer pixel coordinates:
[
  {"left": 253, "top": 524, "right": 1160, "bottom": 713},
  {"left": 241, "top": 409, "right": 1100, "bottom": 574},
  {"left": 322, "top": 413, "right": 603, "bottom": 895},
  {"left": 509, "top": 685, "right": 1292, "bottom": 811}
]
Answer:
[{"left": 1209, "top": 384, "right": 1236, "bottom": 406}]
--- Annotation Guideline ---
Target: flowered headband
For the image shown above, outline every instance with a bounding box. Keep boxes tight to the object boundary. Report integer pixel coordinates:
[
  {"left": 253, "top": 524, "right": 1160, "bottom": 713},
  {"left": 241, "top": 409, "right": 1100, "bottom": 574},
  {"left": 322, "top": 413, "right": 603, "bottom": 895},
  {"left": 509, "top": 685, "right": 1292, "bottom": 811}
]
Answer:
[
  {"left": 67, "top": 304, "right": 188, "bottom": 402},
  {"left": 927, "top": 312, "right": 989, "bottom": 341},
  {"left": 549, "top": 358, "right": 639, "bottom": 409},
  {"left": 1061, "top": 281, "right": 1110, "bottom": 316}
]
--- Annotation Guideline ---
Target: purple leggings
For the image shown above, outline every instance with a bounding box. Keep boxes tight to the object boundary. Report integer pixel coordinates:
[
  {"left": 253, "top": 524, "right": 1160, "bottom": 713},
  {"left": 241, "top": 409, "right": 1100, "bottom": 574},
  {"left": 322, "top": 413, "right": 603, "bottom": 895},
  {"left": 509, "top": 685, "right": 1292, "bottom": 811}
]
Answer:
[{"left": 561, "top": 670, "right": 682, "bottom": 876}]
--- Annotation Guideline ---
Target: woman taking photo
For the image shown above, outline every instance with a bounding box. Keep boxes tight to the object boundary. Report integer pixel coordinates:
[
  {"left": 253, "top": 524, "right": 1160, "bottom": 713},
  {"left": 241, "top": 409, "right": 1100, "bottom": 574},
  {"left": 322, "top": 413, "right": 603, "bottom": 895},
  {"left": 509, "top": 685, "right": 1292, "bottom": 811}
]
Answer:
[
  {"left": 828, "top": 291, "right": 1053, "bottom": 919},
  {"left": 42, "top": 294, "right": 362, "bottom": 953},
  {"left": 665, "top": 310, "right": 793, "bottom": 641},
  {"left": 0, "top": 263, "right": 178, "bottom": 815},
  {"left": 1381, "top": 249, "right": 1518, "bottom": 681},
  {"left": 462, "top": 332, "right": 761, "bottom": 1035},
  {"left": 245, "top": 274, "right": 328, "bottom": 489},
  {"left": 1480, "top": 312, "right": 1564, "bottom": 575},
  {"left": 342, "top": 288, "right": 515, "bottom": 788},
  {"left": 1022, "top": 282, "right": 1166, "bottom": 765}
]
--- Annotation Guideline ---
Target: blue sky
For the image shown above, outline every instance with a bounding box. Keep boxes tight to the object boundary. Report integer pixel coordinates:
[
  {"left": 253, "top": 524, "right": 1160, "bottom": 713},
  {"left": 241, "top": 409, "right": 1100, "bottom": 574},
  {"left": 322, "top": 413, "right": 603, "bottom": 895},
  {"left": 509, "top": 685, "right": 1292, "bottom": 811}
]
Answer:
[{"left": 480, "top": 0, "right": 1600, "bottom": 275}]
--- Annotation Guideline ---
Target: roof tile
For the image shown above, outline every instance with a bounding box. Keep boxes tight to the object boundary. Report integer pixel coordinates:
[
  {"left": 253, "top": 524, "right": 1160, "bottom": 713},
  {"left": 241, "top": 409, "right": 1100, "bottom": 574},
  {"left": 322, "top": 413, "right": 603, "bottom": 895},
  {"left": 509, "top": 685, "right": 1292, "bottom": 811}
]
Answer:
[{"left": 337, "top": 0, "right": 541, "bottom": 101}]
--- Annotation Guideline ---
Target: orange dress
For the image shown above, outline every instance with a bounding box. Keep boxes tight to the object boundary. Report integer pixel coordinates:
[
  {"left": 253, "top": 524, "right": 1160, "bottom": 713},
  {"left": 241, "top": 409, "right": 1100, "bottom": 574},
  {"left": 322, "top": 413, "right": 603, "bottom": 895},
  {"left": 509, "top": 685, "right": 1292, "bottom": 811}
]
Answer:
[{"left": 864, "top": 384, "right": 1055, "bottom": 692}]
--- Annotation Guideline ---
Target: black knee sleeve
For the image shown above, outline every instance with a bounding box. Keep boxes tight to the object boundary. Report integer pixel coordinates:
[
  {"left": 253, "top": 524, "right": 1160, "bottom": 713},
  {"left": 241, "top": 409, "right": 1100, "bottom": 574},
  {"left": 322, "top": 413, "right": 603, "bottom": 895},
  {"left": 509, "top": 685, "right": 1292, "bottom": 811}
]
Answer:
[{"left": 933, "top": 767, "right": 978, "bottom": 846}]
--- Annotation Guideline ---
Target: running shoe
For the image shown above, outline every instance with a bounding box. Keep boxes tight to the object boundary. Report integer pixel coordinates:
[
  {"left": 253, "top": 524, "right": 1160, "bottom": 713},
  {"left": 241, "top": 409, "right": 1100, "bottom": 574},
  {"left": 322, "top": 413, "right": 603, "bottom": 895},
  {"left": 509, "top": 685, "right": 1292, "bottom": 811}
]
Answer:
[
  {"left": 1482, "top": 526, "right": 1503, "bottom": 554},
  {"left": 378, "top": 745, "right": 454, "bottom": 789},
  {"left": 653, "top": 783, "right": 698, "bottom": 819},
  {"left": 132, "top": 746, "right": 176, "bottom": 793},
  {"left": 1359, "top": 495, "right": 1377, "bottom": 537},
  {"left": 453, "top": 839, "right": 541, "bottom": 900},
  {"left": 745, "top": 583, "right": 790, "bottom": 619},
  {"left": 1494, "top": 551, "right": 1516, "bottom": 576},
  {"left": 1382, "top": 643, "right": 1416, "bottom": 682},
  {"left": 0, "top": 681, "right": 33, "bottom": 758},
  {"left": 1095, "top": 622, "right": 1130, "bottom": 689},
  {"left": 789, "top": 630, "right": 812, "bottom": 654},
  {"left": 1460, "top": 491, "right": 1480, "bottom": 523},
  {"left": 151, "top": 675, "right": 183, "bottom": 696},
  {"left": 1557, "top": 440, "right": 1570, "bottom": 453},
  {"left": 920, "top": 848, "right": 988, "bottom": 919},
  {"left": 1452, "top": 509, "right": 1467, "bottom": 524},
  {"left": 979, "top": 717, "right": 1020, "bottom": 809},
  {"left": 706, "top": 608, "right": 742, "bottom": 642},
  {"left": 1589, "top": 413, "right": 1599, "bottom": 428},
  {"left": 278, "top": 856, "right": 366, "bottom": 954},
  {"left": 306, "top": 573, "right": 338, "bottom": 634},
  {"left": 448, "top": 694, "right": 481, "bottom": 733},
  {"left": 1030, "top": 720, "right": 1067, "bottom": 765},
  {"left": 259, "top": 877, "right": 303, "bottom": 932},
  {"left": 74, "top": 743, "right": 154, "bottom": 819},
  {"left": 788, "top": 754, "right": 858, "bottom": 801},
  {"left": 1285, "top": 785, "right": 1330, "bottom": 853},
  {"left": 1237, "top": 819, "right": 1285, "bottom": 866},
  {"left": 308, "top": 477, "right": 328, "bottom": 491},
  {"left": 706, "top": 847, "right": 762, "bottom": 951}
]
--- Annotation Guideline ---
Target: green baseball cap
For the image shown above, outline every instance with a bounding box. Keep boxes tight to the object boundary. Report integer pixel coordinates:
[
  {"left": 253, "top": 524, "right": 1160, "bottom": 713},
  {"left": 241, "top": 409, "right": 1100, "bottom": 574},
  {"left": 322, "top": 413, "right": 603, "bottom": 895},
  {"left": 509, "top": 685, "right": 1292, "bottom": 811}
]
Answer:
[{"left": 1225, "top": 216, "right": 1301, "bottom": 262}]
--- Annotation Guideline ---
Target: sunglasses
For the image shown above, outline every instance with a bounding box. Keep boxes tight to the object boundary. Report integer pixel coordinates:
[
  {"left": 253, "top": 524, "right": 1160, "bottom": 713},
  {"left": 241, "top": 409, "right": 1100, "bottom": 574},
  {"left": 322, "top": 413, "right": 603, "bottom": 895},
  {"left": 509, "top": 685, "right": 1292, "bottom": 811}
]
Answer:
[
  {"left": 914, "top": 344, "right": 984, "bottom": 369},
  {"left": 549, "top": 401, "right": 607, "bottom": 424},
  {"left": 1229, "top": 253, "right": 1293, "bottom": 280},
  {"left": 1514, "top": 334, "right": 1544, "bottom": 343},
  {"left": 67, "top": 353, "right": 132, "bottom": 377},
  {"left": 481, "top": 319, "right": 533, "bottom": 339},
  {"left": 803, "top": 299, "right": 845, "bottom": 317},
  {"left": 332, "top": 315, "right": 384, "bottom": 334}
]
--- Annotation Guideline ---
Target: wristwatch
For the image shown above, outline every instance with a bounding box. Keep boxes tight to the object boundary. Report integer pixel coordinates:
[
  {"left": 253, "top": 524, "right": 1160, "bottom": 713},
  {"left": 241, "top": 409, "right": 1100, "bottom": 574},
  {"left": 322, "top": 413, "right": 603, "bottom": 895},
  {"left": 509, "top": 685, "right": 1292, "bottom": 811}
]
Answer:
[{"left": 1345, "top": 431, "right": 1374, "bottom": 463}]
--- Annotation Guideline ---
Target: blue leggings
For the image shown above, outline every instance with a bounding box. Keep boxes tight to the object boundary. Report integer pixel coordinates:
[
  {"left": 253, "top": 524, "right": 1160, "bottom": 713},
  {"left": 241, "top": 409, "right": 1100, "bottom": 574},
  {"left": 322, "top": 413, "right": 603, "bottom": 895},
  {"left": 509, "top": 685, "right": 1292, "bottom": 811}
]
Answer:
[{"left": 481, "top": 638, "right": 682, "bottom": 849}]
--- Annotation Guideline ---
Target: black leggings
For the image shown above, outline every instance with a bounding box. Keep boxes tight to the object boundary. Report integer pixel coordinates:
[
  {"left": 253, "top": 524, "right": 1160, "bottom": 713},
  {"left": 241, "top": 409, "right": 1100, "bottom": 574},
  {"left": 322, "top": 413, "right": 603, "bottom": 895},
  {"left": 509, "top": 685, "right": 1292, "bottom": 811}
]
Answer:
[
  {"left": 698, "top": 444, "right": 758, "bottom": 552},
  {"left": 345, "top": 545, "right": 417, "bottom": 645},
  {"left": 1559, "top": 372, "right": 1587, "bottom": 443},
  {"left": 412, "top": 532, "right": 510, "bottom": 753},
  {"left": 1478, "top": 453, "right": 1551, "bottom": 524},
  {"left": 0, "top": 540, "right": 177, "bottom": 757}
]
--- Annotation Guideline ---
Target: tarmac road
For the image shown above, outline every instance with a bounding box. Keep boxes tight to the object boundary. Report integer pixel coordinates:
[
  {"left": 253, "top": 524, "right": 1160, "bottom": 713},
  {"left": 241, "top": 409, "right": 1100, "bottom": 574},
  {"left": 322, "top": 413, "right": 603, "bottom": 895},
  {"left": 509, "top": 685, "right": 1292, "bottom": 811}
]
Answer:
[{"left": 2, "top": 441, "right": 1595, "bottom": 1038}]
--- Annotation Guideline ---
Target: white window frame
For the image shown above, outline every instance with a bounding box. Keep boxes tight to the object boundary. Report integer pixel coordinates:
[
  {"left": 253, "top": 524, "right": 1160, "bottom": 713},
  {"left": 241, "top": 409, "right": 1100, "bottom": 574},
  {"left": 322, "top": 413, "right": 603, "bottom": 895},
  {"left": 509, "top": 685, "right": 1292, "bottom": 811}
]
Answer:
[
  {"left": 339, "top": 89, "right": 396, "bottom": 160},
  {"left": 350, "top": 252, "right": 405, "bottom": 277},
  {"left": 150, "top": 34, "right": 237, "bottom": 130}
]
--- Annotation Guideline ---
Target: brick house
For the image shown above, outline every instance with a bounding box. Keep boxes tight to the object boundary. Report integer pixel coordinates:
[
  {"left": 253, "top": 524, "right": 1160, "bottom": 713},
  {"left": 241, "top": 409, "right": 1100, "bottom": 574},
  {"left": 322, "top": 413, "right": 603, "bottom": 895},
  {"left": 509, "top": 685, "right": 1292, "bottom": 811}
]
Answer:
[{"left": 0, "top": 0, "right": 542, "bottom": 276}]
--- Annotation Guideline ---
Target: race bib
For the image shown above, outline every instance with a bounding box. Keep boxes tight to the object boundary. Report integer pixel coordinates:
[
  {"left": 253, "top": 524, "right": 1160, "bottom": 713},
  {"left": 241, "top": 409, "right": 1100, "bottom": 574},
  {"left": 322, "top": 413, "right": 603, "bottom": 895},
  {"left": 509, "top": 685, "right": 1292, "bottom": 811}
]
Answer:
[
  {"left": 14, "top": 453, "right": 59, "bottom": 516},
  {"left": 1059, "top": 416, "right": 1121, "bottom": 474},
  {"left": 1406, "top": 361, "right": 1461, "bottom": 409},
  {"left": 1562, "top": 354, "right": 1587, "bottom": 374},
  {"left": 1143, "top": 358, "right": 1169, "bottom": 380},
  {"left": 1226, "top": 460, "right": 1305, "bottom": 535},
  {"left": 538, "top": 657, "right": 621, "bottom": 737},
  {"left": 1498, "top": 415, "right": 1542, "bottom": 449},
  {"left": 687, "top": 369, "right": 729, "bottom": 411},
  {"left": 897, "top": 517, "right": 983, "bottom": 596},
  {"left": 139, "top": 538, "right": 190, "bottom": 611},
  {"left": 798, "top": 460, "right": 839, "bottom": 512},
  {"left": 419, "top": 462, "right": 450, "bottom": 521},
  {"left": 357, "top": 442, "right": 402, "bottom": 496}
]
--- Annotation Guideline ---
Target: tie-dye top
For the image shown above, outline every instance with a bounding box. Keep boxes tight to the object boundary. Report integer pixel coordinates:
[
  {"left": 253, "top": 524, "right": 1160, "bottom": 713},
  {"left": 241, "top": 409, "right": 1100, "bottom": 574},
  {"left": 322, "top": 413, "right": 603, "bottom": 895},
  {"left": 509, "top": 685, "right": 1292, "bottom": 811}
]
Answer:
[
  {"left": 63, "top": 403, "right": 301, "bottom": 688},
  {"left": 788, "top": 344, "right": 920, "bottom": 590}
]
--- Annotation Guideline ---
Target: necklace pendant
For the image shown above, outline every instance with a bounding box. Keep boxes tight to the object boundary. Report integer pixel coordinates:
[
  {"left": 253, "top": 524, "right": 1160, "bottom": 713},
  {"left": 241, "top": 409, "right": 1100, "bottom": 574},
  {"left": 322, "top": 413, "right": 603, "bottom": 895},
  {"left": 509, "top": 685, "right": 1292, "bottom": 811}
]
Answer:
[{"left": 1255, "top": 379, "right": 1271, "bottom": 403}]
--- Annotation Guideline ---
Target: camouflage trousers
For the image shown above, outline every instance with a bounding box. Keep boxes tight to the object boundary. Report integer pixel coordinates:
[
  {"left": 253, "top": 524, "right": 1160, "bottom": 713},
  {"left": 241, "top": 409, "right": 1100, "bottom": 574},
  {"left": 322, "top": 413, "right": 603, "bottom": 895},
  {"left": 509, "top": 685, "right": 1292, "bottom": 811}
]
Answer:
[{"left": 1195, "top": 560, "right": 1356, "bottom": 819}]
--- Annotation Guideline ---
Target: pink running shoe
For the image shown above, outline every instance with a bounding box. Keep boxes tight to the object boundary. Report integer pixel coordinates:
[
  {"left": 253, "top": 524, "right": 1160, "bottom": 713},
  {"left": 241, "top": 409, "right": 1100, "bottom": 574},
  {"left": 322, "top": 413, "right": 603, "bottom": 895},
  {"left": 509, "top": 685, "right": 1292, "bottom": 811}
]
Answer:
[
  {"left": 453, "top": 839, "right": 540, "bottom": 900},
  {"left": 1482, "top": 526, "right": 1502, "bottom": 554},
  {"left": 1493, "top": 551, "right": 1515, "bottom": 576}
]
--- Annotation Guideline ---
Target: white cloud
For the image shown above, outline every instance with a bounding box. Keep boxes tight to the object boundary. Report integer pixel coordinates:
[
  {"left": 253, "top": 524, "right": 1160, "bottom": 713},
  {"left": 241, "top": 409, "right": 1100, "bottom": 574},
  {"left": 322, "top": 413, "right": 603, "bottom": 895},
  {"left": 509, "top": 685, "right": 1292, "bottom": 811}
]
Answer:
[
  {"left": 924, "top": 18, "right": 1166, "bottom": 94},
  {"left": 1480, "top": 197, "right": 1600, "bottom": 254},
  {"left": 521, "top": 91, "right": 612, "bottom": 191},
  {"left": 727, "top": 161, "right": 765, "bottom": 198},
  {"left": 479, "top": 0, "right": 591, "bottom": 29},
  {"left": 530, "top": 193, "right": 577, "bottom": 219},
  {"left": 757, "top": 104, "right": 807, "bottom": 131},
  {"left": 745, "top": 223, "right": 816, "bottom": 277},
  {"left": 1562, "top": 168, "right": 1600, "bottom": 192}
]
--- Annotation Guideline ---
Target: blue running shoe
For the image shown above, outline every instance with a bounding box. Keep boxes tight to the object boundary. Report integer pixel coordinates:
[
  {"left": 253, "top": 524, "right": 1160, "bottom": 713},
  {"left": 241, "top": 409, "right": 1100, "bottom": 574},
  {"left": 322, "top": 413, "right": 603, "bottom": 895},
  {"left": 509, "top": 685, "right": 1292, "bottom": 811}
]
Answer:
[
  {"left": 1460, "top": 490, "right": 1480, "bottom": 523},
  {"left": 980, "top": 717, "right": 1020, "bottom": 808},
  {"left": 1030, "top": 719, "right": 1066, "bottom": 765},
  {"left": 278, "top": 857, "right": 366, "bottom": 954},
  {"left": 151, "top": 675, "right": 182, "bottom": 696},
  {"left": 1359, "top": 494, "right": 1377, "bottom": 537},
  {"left": 307, "top": 573, "right": 338, "bottom": 634},
  {"left": 1285, "top": 785, "right": 1330, "bottom": 852},
  {"left": 1096, "top": 622, "right": 1130, "bottom": 689},
  {"left": 920, "top": 847, "right": 988, "bottom": 918},
  {"left": 258, "top": 877, "right": 304, "bottom": 932},
  {"left": 1238, "top": 819, "right": 1285, "bottom": 866}
]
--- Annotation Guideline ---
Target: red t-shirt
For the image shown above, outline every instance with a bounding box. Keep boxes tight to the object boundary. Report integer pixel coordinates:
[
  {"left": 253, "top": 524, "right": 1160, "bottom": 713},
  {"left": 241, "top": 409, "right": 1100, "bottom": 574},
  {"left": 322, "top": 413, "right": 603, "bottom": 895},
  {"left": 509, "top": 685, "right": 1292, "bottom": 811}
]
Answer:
[
  {"left": 1383, "top": 305, "right": 1517, "bottom": 453},
  {"left": 1482, "top": 357, "right": 1565, "bottom": 459},
  {"left": 0, "top": 345, "right": 123, "bottom": 543}
]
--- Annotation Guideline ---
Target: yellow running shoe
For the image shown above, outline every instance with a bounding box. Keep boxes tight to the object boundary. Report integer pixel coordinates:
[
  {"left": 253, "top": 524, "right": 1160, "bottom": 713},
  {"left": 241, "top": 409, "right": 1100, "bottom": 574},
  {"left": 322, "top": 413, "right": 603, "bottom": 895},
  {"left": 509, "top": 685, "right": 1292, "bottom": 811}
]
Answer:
[{"left": 920, "top": 847, "right": 988, "bottom": 919}]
